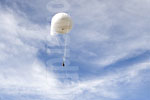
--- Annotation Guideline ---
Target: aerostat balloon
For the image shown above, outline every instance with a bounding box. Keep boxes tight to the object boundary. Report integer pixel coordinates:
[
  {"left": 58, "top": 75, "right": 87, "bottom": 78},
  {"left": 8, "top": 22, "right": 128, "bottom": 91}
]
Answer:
[
  {"left": 50, "top": 13, "right": 72, "bottom": 35},
  {"left": 50, "top": 13, "right": 72, "bottom": 67}
]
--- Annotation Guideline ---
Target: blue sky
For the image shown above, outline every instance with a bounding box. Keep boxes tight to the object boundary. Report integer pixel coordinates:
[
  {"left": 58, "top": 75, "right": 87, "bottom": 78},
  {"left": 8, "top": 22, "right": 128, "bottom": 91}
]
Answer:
[{"left": 0, "top": 0, "right": 150, "bottom": 100}]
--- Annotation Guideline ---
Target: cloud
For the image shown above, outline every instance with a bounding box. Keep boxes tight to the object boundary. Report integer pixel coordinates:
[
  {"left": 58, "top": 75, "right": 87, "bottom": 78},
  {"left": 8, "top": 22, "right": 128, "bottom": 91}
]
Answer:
[
  {"left": 68, "top": 0, "right": 150, "bottom": 67},
  {"left": 0, "top": 0, "right": 150, "bottom": 100},
  {"left": 70, "top": 60, "right": 150, "bottom": 100},
  {"left": 1, "top": 59, "right": 149, "bottom": 100},
  {"left": 46, "top": 0, "right": 70, "bottom": 13},
  {"left": 0, "top": 5, "right": 59, "bottom": 99}
]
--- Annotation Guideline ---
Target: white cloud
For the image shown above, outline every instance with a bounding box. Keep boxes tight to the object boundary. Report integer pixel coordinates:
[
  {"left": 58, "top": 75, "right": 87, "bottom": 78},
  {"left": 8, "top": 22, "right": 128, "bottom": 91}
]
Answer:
[
  {"left": 0, "top": 0, "right": 150, "bottom": 100},
  {"left": 70, "top": 60, "right": 150, "bottom": 100},
  {"left": 0, "top": 6, "right": 59, "bottom": 99},
  {"left": 1, "top": 60, "right": 149, "bottom": 100},
  {"left": 68, "top": 0, "right": 150, "bottom": 67}
]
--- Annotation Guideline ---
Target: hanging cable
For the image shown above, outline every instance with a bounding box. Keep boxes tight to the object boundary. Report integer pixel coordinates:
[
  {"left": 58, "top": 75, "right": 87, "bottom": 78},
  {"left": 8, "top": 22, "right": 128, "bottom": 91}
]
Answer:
[{"left": 62, "top": 34, "right": 67, "bottom": 66}]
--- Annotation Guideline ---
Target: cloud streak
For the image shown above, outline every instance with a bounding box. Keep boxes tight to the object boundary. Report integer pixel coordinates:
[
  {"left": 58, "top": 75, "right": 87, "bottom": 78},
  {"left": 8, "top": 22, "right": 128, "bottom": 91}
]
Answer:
[{"left": 0, "top": 0, "right": 150, "bottom": 100}]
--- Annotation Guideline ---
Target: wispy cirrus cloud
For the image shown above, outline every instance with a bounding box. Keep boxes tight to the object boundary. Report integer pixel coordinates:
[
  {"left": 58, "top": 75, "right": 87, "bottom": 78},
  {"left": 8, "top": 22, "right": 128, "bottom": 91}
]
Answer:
[
  {"left": 0, "top": 0, "right": 150, "bottom": 100},
  {"left": 69, "top": 0, "right": 150, "bottom": 67},
  {"left": 0, "top": 5, "right": 58, "bottom": 97}
]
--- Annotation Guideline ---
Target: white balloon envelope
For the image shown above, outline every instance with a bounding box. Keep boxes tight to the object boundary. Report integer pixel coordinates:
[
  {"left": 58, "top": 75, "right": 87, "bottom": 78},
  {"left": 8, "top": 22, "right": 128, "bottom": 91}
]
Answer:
[{"left": 50, "top": 13, "right": 72, "bottom": 35}]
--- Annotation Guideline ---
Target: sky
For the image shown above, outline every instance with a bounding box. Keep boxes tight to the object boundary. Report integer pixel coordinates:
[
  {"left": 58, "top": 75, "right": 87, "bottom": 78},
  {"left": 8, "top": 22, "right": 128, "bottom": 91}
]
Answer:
[{"left": 0, "top": 0, "right": 150, "bottom": 100}]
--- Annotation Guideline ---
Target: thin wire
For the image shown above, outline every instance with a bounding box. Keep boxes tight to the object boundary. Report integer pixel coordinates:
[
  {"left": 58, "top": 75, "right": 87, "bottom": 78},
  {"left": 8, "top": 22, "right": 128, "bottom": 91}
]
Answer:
[{"left": 63, "top": 34, "right": 67, "bottom": 63}]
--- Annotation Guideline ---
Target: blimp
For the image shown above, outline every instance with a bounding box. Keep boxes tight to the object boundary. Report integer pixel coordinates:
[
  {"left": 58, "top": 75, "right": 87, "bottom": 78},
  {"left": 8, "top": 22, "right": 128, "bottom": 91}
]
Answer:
[{"left": 50, "top": 13, "right": 73, "bottom": 67}]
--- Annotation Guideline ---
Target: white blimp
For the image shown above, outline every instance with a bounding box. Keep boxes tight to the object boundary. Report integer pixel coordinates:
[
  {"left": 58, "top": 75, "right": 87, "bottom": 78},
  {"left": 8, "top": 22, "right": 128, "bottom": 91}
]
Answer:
[
  {"left": 50, "top": 13, "right": 72, "bottom": 36},
  {"left": 50, "top": 13, "right": 73, "bottom": 67}
]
